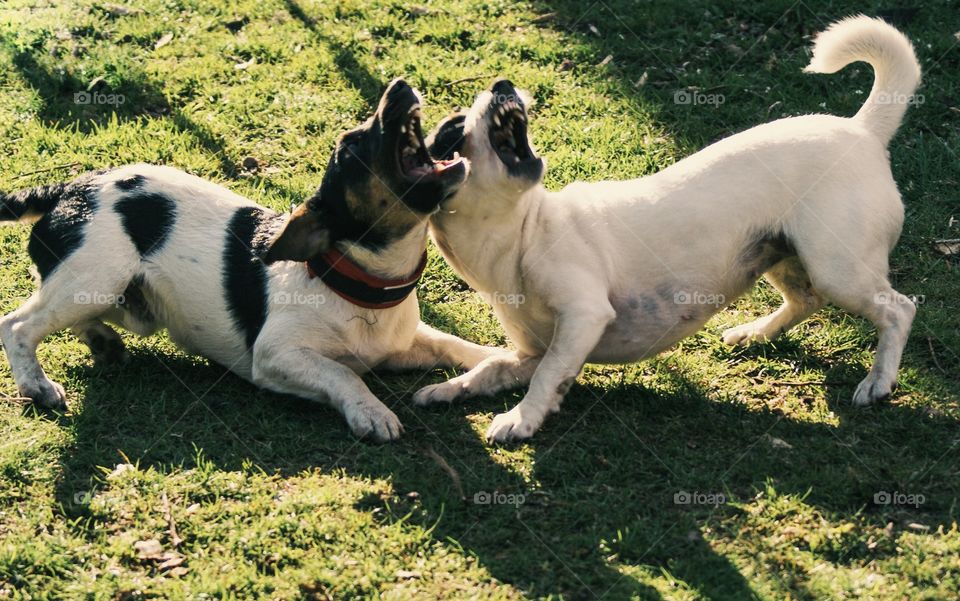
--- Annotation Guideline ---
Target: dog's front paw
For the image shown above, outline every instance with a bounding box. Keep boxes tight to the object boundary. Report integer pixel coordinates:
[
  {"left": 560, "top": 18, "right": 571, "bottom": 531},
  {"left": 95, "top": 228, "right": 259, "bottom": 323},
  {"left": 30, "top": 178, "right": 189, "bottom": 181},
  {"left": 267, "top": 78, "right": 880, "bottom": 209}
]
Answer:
[
  {"left": 412, "top": 380, "right": 467, "bottom": 406},
  {"left": 852, "top": 374, "right": 895, "bottom": 406},
  {"left": 21, "top": 378, "right": 67, "bottom": 412},
  {"left": 486, "top": 406, "right": 542, "bottom": 444},
  {"left": 346, "top": 401, "right": 404, "bottom": 442}
]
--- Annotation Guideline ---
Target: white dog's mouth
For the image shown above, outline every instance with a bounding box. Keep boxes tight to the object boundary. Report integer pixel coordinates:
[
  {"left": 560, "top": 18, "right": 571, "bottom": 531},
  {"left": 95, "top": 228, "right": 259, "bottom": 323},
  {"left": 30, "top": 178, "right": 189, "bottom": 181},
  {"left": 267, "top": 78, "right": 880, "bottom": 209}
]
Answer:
[
  {"left": 397, "top": 105, "right": 465, "bottom": 182},
  {"left": 485, "top": 79, "right": 543, "bottom": 181},
  {"left": 489, "top": 100, "right": 533, "bottom": 165}
]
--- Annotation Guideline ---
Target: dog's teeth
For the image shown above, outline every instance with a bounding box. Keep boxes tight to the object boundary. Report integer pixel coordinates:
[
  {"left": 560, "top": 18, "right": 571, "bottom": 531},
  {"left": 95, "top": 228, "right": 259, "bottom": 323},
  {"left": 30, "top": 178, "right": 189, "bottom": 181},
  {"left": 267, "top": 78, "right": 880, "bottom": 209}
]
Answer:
[
  {"left": 493, "top": 114, "right": 501, "bottom": 127},
  {"left": 400, "top": 125, "right": 407, "bottom": 134},
  {"left": 452, "top": 151, "right": 460, "bottom": 160}
]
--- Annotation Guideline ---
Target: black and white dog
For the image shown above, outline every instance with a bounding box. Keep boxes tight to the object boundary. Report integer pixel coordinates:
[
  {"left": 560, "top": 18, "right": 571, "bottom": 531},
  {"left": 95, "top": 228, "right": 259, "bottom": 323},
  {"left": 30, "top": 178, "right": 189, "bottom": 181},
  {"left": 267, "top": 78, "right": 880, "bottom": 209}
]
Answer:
[
  {"left": 0, "top": 79, "right": 495, "bottom": 441},
  {"left": 419, "top": 17, "right": 921, "bottom": 442}
]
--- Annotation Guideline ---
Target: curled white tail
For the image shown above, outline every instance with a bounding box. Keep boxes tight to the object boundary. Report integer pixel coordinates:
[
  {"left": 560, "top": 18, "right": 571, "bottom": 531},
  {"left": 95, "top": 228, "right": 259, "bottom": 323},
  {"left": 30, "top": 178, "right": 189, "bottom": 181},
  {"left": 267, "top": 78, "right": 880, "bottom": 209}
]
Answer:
[{"left": 805, "top": 15, "right": 921, "bottom": 145}]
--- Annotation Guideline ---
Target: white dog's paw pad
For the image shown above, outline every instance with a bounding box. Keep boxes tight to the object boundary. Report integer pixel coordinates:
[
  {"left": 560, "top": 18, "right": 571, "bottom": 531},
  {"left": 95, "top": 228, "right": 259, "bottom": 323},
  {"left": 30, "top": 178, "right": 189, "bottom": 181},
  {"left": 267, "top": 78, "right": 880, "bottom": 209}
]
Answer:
[
  {"left": 852, "top": 376, "right": 894, "bottom": 406},
  {"left": 485, "top": 407, "right": 540, "bottom": 443},
  {"left": 347, "top": 402, "right": 403, "bottom": 442}
]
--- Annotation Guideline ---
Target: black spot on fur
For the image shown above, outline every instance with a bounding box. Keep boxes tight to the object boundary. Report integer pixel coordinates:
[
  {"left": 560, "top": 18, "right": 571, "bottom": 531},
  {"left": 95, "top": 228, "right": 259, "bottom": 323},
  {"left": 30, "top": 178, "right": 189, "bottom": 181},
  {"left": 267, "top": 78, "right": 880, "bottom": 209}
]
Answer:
[
  {"left": 27, "top": 174, "right": 103, "bottom": 279},
  {"left": 223, "top": 207, "right": 284, "bottom": 348},
  {"left": 115, "top": 174, "right": 146, "bottom": 191},
  {"left": 114, "top": 192, "right": 176, "bottom": 256}
]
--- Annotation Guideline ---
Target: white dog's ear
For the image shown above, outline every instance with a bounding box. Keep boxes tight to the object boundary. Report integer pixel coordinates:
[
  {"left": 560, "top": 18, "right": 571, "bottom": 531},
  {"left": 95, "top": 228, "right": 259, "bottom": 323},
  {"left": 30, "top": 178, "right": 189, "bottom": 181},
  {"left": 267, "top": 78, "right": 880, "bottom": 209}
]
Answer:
[
  {"left": 516, "top": 88, "right": 535, "bottom": 109},
  {"left": 261, "top": 203, "right": 330, "bottom": 264}
]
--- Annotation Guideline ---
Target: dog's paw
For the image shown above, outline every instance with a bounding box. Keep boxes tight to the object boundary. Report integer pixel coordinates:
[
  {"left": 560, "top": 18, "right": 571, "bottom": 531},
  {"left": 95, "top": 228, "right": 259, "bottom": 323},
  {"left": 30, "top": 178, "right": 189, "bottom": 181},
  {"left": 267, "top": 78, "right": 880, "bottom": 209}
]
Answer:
[
  {"left": 852, "top": 374, "right": 895, "bottom": 406},
  {"left": 485, "top": 406, "right": 541, "bottom": 444},
  {"left": 412, "top": 380, "right": 467, "bottom": 406},
  {"left": 722, "top": 323, "right": 772, "bottom": 346},
  {"left": 21, "top": 378, "right": 67, "bottom": 412},
  {"left": 90, "top": 336, "right": 129, "bottom": 367},
  {"left": 346, "top": 401, "right": 403, "bottom": 442}
]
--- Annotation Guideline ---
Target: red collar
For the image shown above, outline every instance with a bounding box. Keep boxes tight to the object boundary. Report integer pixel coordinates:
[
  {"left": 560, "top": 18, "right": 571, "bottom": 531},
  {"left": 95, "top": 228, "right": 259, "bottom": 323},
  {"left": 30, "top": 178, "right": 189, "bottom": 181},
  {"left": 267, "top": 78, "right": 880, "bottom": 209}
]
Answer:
[{"left": 305, "top": 248, "right": 427, "bottom": 309}]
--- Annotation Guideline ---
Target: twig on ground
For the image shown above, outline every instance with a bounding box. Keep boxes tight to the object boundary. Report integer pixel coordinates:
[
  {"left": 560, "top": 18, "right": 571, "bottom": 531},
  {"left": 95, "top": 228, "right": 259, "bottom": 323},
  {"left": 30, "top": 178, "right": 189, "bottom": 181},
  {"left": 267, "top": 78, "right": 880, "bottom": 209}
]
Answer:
[
  {"left": 423, "top": 446, "right": 465, "bottom": 500},
  {"left": 14, "top": 162, "right": 82, "bottom": 180},
  {"left": 750, "top": 376, "right": 827, "bottom": 387},
  {"left": 0, "top": 393, "right": 31, "bottom": 404},
  {"left": 161, "top": 492, "right": 183, "bottom": 548},
  {"left": 443, "top": 74, "right": 495, "bottom": 88},
  {"left": 927, "top": 336, "right": 946, "bottom": 374}
]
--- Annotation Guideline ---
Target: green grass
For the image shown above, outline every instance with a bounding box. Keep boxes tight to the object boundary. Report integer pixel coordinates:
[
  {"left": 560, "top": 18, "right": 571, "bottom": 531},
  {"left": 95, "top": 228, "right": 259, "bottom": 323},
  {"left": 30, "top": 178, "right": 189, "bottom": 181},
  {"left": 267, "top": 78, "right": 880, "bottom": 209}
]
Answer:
[{"left": 1, "top": 0, "right": 959, "bottom": 598}]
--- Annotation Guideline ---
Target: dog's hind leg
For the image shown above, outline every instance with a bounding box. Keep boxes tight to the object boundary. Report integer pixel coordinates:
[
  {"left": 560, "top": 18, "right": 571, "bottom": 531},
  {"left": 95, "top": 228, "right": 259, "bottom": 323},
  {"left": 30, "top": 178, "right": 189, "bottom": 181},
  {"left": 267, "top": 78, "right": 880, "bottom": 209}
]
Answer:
[
  {"left": 723, "top": 257, "right": 825, "bottom": 345},
  {"left": 796, "top": 234, "right": 914, "bottom": 406},
  {"left": 0, "top": 255, "right": 138, "bottom": 410},
  {"left": 73, "top": 319, "right": 128, "bottom": 366}
]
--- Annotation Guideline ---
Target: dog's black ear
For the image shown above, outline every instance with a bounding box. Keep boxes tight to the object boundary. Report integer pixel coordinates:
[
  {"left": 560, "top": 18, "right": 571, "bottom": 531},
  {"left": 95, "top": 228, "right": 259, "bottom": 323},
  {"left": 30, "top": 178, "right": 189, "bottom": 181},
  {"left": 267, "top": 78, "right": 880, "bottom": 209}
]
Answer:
[
  {"left": 261, "top": 203, "right": 330, "bottom": 264},
  {"left": 427, "top": 112, "right": 467, "bottom": 161}
]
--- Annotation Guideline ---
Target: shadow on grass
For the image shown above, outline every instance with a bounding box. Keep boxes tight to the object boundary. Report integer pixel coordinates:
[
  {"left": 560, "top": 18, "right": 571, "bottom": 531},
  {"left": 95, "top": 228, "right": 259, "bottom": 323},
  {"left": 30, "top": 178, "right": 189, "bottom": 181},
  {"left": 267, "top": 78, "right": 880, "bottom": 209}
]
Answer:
[
  {"left": 41, "top": 325, "right": 959, "bottom": 599},
  {"left": 4, "top": 40, "right": 239, "bottom": 178},
  {"left": 283, "top": 0, "right": 384, "bottom": 106}
]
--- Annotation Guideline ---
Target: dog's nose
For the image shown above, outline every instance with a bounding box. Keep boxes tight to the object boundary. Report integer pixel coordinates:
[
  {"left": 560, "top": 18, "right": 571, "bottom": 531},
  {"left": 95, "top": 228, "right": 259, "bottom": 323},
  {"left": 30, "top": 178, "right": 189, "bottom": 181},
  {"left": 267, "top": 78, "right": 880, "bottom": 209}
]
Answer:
[
  {"left": 385, "top": 78, "right": 411, "bottom": 97},
  {"left": 490, "top": 78, "right": 516, "bottom": 97}
]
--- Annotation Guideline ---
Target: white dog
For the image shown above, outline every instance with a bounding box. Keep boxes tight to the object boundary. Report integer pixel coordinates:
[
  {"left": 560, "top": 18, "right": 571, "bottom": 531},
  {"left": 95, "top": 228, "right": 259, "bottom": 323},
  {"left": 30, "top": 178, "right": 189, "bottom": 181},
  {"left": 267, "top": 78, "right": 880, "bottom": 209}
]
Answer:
[
  {"left": 417, "top": 16, "right": 921, "bottom": 442},
  {"left": 0, "top": 79, "right": 495, "bottom": 441}
]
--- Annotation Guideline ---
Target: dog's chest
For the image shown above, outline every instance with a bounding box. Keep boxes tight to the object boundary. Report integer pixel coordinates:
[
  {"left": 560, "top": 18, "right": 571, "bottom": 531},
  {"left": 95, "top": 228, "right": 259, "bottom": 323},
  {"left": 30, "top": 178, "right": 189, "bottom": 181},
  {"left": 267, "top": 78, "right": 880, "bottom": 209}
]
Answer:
[{"left": 328, "top": 303, "right": 419, "bottom": 373}]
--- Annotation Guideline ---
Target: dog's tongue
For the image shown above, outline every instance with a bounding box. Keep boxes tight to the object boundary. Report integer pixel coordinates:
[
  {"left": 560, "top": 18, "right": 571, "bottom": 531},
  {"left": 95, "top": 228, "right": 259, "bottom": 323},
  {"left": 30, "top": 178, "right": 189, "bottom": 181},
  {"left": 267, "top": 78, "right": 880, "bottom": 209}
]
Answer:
[
  {"left": 410, "top": 156, "right": 464, "bottom": 179},
  {"left": 433, "top": 155, "right": 464, "bottom": 172}
]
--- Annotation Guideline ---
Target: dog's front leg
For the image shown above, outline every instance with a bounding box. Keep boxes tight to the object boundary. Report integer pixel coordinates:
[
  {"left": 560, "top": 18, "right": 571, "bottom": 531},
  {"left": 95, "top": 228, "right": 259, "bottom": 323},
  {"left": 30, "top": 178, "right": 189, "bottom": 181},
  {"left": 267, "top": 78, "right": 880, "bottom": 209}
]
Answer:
[
  {"left": 486, "top": 302, "right": 615, "bottom": 443},
  {"left": 252, "top": 348, "right": 403, "bottom": 442},
  {"left": 382, "top": 322, "right": 505, "bottom": 372}
]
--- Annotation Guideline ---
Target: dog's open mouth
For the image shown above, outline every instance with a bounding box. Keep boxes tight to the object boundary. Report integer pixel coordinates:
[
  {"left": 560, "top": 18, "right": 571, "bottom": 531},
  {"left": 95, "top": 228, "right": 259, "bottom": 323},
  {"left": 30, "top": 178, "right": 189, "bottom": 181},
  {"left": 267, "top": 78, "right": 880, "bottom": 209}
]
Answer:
[
  {"left": 398, "top": 106, "right": 464, "bottom": 182},
  {"left": 488, "top": 98, "right": 535, "bottom": 167}
]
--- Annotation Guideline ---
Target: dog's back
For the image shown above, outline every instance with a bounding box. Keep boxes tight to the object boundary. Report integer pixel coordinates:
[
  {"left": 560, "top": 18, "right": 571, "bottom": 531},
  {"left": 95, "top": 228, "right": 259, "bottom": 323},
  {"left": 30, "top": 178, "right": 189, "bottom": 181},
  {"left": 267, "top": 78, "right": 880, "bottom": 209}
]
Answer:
[{"left": 1, "top": 165, "right": 283, "bottom": 378}]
